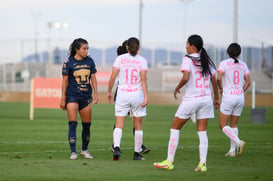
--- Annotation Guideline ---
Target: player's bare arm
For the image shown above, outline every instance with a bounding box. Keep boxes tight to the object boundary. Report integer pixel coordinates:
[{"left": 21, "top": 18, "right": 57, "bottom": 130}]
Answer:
[
  {"left": 107, "top": 68, "right": 119, "bottom": 104},
  {"left": 60, "top": 75, "right": 69, "bottom": 110},
  {"left": 90, "top": 73, "right": 98, "bottom": 104},
  {"left": 174, "top": 71, "right": 189, "bottom": 99}
]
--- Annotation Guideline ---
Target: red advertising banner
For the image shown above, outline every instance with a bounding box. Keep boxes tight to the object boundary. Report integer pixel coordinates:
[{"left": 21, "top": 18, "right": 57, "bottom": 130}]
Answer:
[{"left": 32, "top": 77, "right": 62, "bottom": 109}]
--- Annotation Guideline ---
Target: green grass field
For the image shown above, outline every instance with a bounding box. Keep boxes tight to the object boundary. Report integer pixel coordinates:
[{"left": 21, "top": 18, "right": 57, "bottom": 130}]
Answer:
[{"left": 0, "top": 102, "right": 272, "bottom": 181}]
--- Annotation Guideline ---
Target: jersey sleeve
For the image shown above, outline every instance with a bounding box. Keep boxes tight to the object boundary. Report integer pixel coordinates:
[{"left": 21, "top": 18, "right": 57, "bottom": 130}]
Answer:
[
  {"left": 141, "top": 58, "right": 148, "bottom": 72},
  {"left": 90, "top": 58, "right": 97, "bottom": 74},
  {"left": 210, "top": 66, "right": 217, "bottom": 77},
  {"left": 181, "top": 56, "right": 191, "bottom": 72},
  {"left": 113, "top": 57, "right": 120, "bottom": 70},
  {"left": 244, "top": 63, "right": 250, "bottom": 76},
  {"left": 217, "top": 61, "right": 225, "bottom": 73},
  {"left": 62, "top": 59, "right": 70, "bottom": 75}
]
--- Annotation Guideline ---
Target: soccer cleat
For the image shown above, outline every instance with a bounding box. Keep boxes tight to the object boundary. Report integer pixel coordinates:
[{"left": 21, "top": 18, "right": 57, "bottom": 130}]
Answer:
[
  {"left": 153, "top": 160, "right": 174, "bottom": 171},
  {"left": 140, "top": 145, "right": 151, "bottom": 154},
  {"left": 194, "top": 163, "right": 207, "bottom": 172},
  {"left": 80, "top": 150, "right": 93, "bottom": 159},
  {"left": 133, "top": 152, "right": 145, "bottom": 160},
  {"left": 225, "top": 151, "right": 236, "bottom": 157},
  {"left": 111, "top": 144, "right": 122, "bottom": 153},
  {"left": 236, "top": 140, "right": 246, "bottom": 157},
  {"left": 113, "top": 147, "right": 121, "bottom": 161},
  {"left": 70, "top": 152, "right": 78, "bottom": 160}
]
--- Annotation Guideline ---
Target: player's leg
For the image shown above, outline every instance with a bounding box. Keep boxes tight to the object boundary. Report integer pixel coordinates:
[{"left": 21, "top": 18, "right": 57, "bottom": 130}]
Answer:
[
  {"left": 79, "top": 102, "right": 93, "bottom": 159},
  {"left": 220, "top": 112, "right": 243, "bottom": 154},
  {"left": 113, "top": 116, "right": 126, "bottom": 160},
  {"left": 154, "top": 116, "right": 188, "bottom": 170},
  {"left": 225, "top": 115, "right": 239, "bottom": 156},
  {"left": 230, "top": 115, "right": 245, "bottom": 156},
  {"left": 230, "top": 98, "right": 246, "bottom": 156},
  {"left": 66, "top": 102, "right": 79, "bottom": 160},
  {"left": 194, "top": 118, "right": 208, "bottom": 172},
  {"left": 132, "top": 116, "right": 145, "bottom": 160},
  {"left": 131, "top": 114, "right": 150, "bottom": 154}
]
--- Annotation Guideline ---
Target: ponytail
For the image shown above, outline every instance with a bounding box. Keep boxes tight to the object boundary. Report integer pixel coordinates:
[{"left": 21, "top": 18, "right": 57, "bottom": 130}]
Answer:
[
  {"left": 227, "top": 43, "right": 241, "bottom": 64},
  {"left": 187, "top": 34, "right": 216, "bottom": 77},
  {"left": 200, "top": 47, "right": 216, "bottom": 77}
]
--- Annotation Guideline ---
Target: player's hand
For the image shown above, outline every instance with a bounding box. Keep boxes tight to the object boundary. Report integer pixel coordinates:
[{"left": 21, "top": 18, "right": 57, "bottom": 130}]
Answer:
[
  {"left": 219, "top": 88, "right": 223, "bottom": 95},
  {"left": 141, "top": 97, "right": 148, "bottom": 107},
  {"left": 214, "top": 100, "right": 220, "bottom": 110},
  {"left": 174, "top": 89, "right": 180, "bottom": 99},
  {"left": 107, "top": 93, "right": 113, "bottom": 104},
  {"left": 92, "top": 95, "right": 98, "bottom": 104},
  {"left": 60, "top": 99, "right": 66, "bottom": 110}
]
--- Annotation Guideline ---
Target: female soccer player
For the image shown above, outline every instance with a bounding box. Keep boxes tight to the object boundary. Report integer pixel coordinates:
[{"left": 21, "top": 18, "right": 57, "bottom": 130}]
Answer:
[
  {"left": 107, "top": 37, "right": 148, "bottom": 161},
  {"left": 154, "top": 34, "right": 219, "bottom": 172},
  {"left": 60, "top": 38, "right": 98, "bottom": 160},
  {"left": 217, "top": 43, "right": 250, "bottom": 157},
  {"left": 111, "top": 40, "right": 150, "bottom": 154}
]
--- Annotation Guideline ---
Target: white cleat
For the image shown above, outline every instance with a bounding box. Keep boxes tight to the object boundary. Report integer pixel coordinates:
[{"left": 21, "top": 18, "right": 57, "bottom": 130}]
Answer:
[
  {"left": 70, "top": 152, "right": 78, "bottom": 160},
  {"left": 236, "top": 140, "right": 246, "bottom": 157},
  {"left": 225, "top": 151, "right": 236, "bottom": 157},
  {"left": 80, "top": 150, "right": 94, "bottom": 159}
]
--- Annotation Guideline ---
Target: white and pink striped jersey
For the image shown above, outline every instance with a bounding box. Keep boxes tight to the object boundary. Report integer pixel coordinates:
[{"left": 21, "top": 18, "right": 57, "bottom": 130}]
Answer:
[
  {"left": 113, "top": 53, "right": 148, "bottom": 92},
  {"left": 218, "top": 58, "right": 250, "bottom": 96},
  {"left": 181, "top": 53, "right": 216, "bottom": 100}
]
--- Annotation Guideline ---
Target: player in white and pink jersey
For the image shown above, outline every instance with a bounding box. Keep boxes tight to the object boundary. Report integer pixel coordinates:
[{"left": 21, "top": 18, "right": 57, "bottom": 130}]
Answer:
[
  {"left": 107, "top": 37, "right": 148, "bottom": 161},
  {"left": 217, "top": 43, "right": 250, "bottom": 157},
  {"left": 154, "top": 34, "right": 220, "bottom": 172}
]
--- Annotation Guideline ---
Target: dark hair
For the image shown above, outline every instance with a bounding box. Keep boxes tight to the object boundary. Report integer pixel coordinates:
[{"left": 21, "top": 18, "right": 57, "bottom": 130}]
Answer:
[
  {"left": 117, "top": 40, "right": 128, "bottom": 56},
  {"left": 187, "top": 34, "right": 216, "bottom": 77},
  {"left": 227, "top": 43, "right": 241, "bottom": 64},
  {"left": 68, "top": 38, "right": 88, "bottom": 57},
  {"left": 127, "top": 37, "right": 139, "bottom": 56}
]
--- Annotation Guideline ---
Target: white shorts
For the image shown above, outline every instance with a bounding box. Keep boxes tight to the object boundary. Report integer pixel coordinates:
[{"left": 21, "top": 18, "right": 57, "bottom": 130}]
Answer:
[
  {"left": 175, "top": 96, "right": 214, "bottom": 119},
  {"left": 220, "top": 95, "right": 244, "bottom": 116},
  {"left": 115, "top": 90, "right": 146, "bottom": 117}
]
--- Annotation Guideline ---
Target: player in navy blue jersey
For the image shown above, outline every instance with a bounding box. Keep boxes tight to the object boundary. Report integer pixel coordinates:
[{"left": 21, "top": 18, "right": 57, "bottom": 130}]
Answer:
[{"left": 60, "top": 38, "right": 98, "bottom": 160}]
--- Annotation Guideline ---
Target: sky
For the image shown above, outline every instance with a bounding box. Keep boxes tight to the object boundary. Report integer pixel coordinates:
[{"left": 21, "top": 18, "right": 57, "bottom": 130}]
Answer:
[{"left": 1, "top": 0, "right": 273, "bottom": 64}]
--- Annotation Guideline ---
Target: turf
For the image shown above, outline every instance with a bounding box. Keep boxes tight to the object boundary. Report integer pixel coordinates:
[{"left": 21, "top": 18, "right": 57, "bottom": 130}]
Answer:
[{"left": 0, "top": 102, "right": 272, "bottom": 181}]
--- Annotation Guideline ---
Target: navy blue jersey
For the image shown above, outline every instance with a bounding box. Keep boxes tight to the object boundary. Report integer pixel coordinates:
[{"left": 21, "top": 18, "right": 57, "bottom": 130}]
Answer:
[{"left": 62, "top": 56, "right": 97, "bottom": 99}]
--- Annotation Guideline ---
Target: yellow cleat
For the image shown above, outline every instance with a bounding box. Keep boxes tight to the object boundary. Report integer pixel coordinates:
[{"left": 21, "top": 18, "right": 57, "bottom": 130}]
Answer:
[{"left": 153, "top": 160, "right": 174, "bottom": 171}]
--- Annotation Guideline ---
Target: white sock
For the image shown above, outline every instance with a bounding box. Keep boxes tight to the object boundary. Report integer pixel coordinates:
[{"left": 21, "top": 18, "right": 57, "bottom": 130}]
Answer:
[
  {"left": 222, "top": 126, "right": 240, "bottom": 145},
  {"left": 229, "top": 127, "right": 238, "bottom": 152},
  {"left": 134, "top": 130, "right": 143, "bottom": 152},
  {"left": 167, "top": 129, "right": 180, "bottom": 163},
  {"left": 113, "top": 128, "right": 122, "bottom": 148},
  {"left": 198, "top": 131, "right": 208, "bottom": 164}
]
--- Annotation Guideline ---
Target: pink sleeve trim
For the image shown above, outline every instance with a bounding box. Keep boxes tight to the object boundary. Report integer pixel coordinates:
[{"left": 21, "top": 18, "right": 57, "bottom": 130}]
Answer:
[
  {"left": 245, "top": 72, "right": 250, "bottom": 76},
  {"left": 113, "top": 66, "right": 120, "bottom": 70},
  {"left": 141, "top": 68, "right": 148, "bottom": 72},
  {"left": 217, "top": 69, "right": 224, "bottom": 73},
  {"left": 181, "top": 68, "right": 190, "bottom": 72}
]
